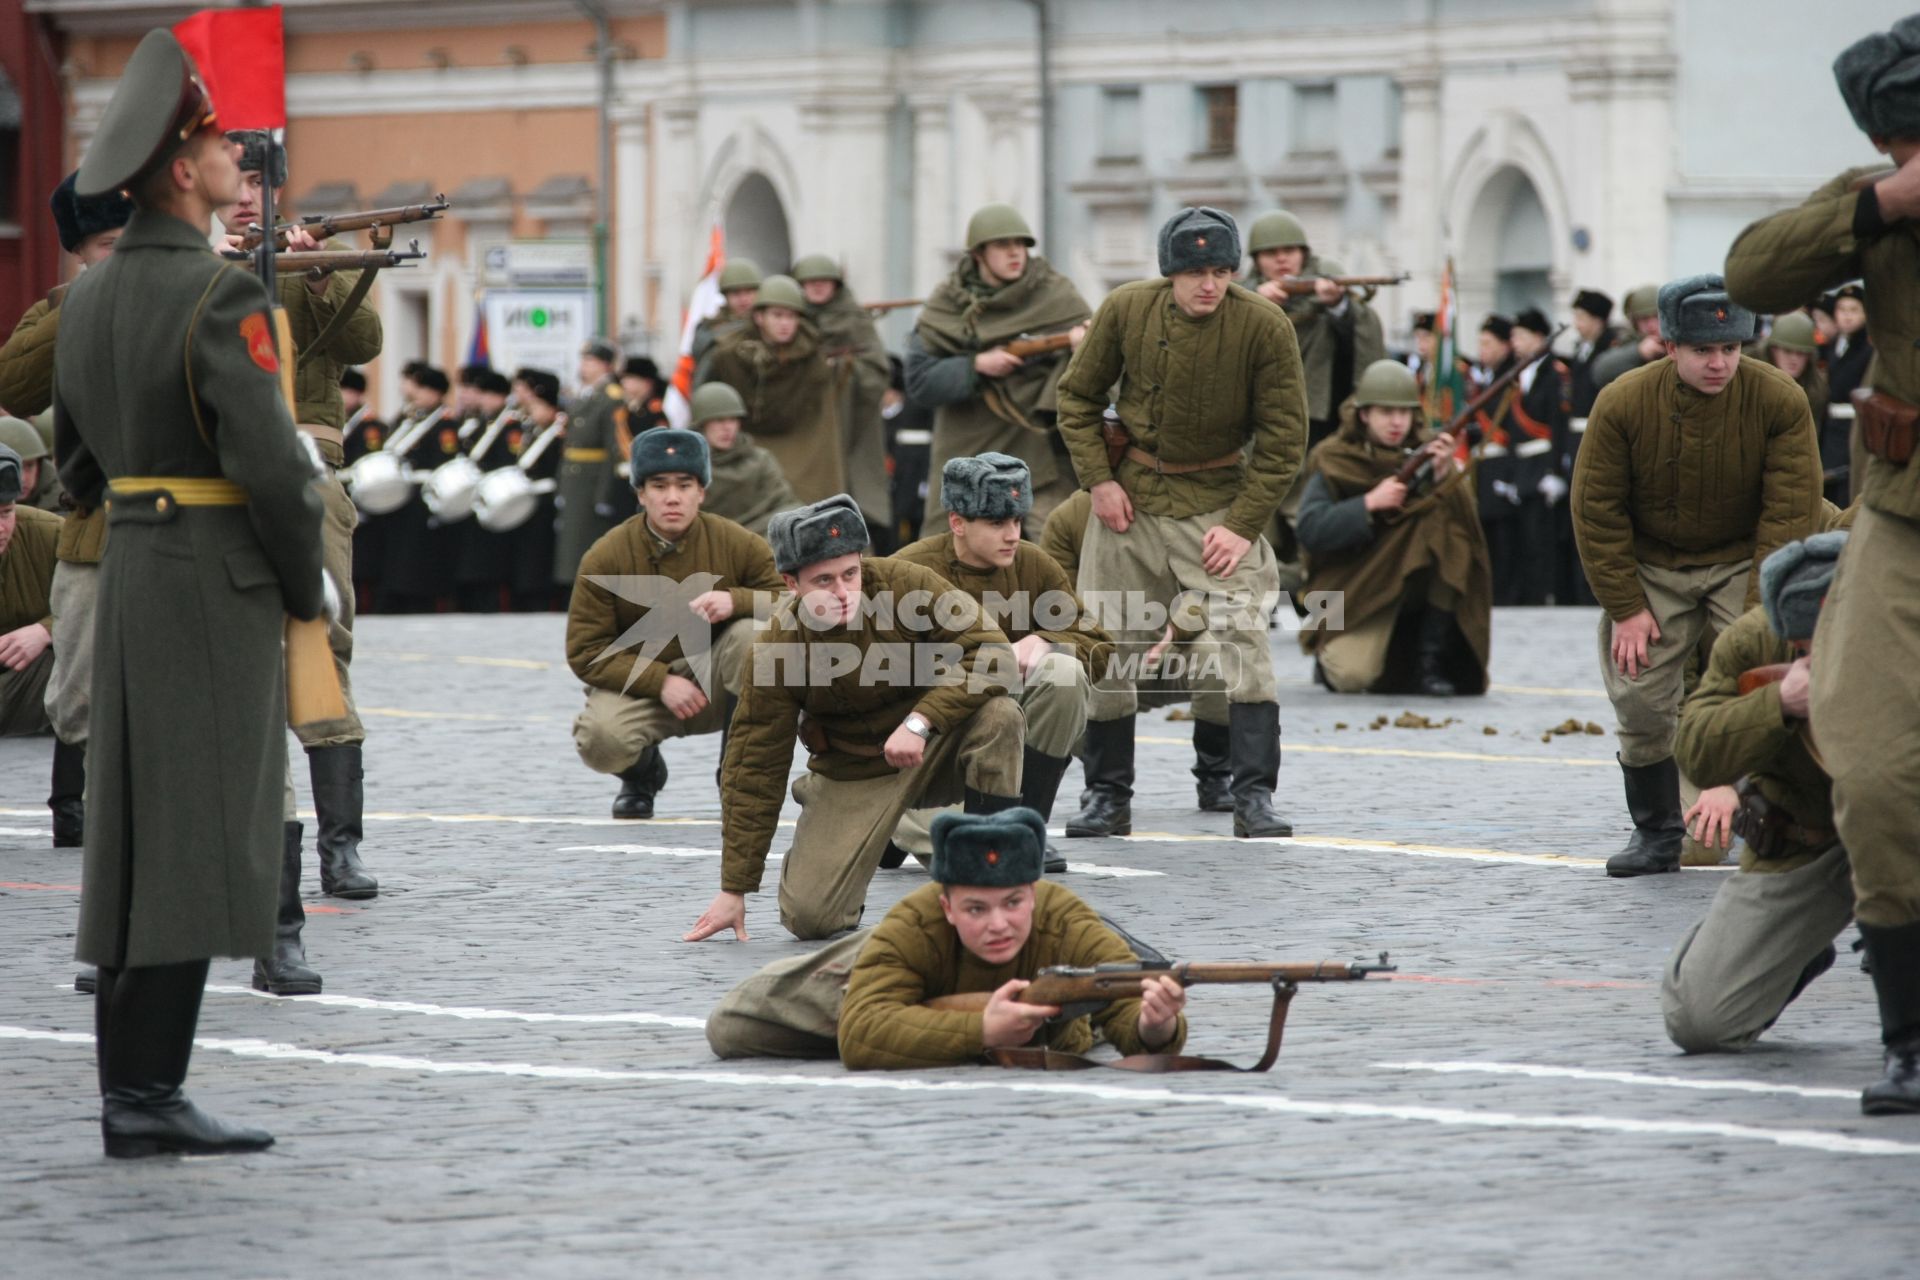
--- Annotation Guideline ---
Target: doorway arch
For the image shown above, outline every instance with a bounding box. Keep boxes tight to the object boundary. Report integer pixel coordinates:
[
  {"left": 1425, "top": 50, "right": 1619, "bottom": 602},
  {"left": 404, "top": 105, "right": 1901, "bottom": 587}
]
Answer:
[{"left": 724, "top": 171, "right": 792, "bottom": 277}]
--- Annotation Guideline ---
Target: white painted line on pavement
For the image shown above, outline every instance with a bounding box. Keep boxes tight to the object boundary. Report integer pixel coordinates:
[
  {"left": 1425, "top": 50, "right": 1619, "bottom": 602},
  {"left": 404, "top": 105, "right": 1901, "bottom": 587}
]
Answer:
[
  {"left": 556, "top": 843, "right": 1165, "bottom": 879},
  {"left": 0, "top": 825, "right": 46, "bottom": 837},
  {"left": 2, "top": 1024, "right": 1909, "bottom": 1157},
  {"left": 202, "top": 985, "right": 707, "bottom": 1029},
  {"left": 1137, "top": 735, "right": 1617, "bottom": 768},
  {"left": 1376, "top": 1060, "right": 1859, "bottom": 1101}
]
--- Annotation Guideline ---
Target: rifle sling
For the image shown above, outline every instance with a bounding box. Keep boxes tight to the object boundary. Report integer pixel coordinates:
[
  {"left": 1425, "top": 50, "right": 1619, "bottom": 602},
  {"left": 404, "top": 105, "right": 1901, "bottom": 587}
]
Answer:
[
  {"left": 299, "top": 265, "right": 382, "bottom": 364},
  {"left": 983, "top": 978, "right": 1297, "bottom": 1074}
]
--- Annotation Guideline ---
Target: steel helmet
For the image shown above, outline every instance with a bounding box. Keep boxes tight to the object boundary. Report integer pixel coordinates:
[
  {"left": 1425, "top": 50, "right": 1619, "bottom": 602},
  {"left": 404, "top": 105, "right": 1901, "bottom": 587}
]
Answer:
[
  {"left": 965, "top": 203, "right": 1036, "bottom": 251},
  {"left": 1353, "top": 359, "right": 1422, "bottom": 409},
  {"left": 1247, "top": 210, "right": 1309, "bottom": 254},
  {"left": 690, "top": 382, "right": 748, "bottom": 426},
  {"left": 717, "top": 258, "right": 763, "bottom": 291}
]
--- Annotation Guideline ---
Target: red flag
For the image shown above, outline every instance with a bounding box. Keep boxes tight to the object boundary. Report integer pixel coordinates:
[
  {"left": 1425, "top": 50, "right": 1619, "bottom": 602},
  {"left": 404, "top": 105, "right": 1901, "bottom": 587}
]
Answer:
[{"left": 173, "top": 6, "right": 286, "bottom": 130}]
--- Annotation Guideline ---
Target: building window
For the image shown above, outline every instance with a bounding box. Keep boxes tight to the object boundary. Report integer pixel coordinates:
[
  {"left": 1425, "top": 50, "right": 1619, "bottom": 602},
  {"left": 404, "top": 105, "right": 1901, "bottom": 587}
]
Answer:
[
  {"left": 1099, "top": 86, "right": 1141, "bottom": 162},
  {"left": 1292, "top": 82, "right": 1336, "bottom": 156},
  {"left": 1196, "top": 84, "right": 1237, "bottom": 158}
]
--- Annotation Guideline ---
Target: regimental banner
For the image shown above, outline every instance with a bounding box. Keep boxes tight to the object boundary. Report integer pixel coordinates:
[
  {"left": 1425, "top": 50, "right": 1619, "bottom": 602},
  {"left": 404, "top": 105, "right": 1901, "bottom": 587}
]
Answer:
[{"left": 483, "top": 290, "right": 596, "bottom": 395}]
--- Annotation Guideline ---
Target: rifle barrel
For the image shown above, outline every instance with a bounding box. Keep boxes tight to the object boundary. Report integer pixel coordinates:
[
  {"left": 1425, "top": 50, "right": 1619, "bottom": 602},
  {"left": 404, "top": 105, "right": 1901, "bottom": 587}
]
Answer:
[{"left": 1446, "top": 324, "right": 1570, "bottom": 435}]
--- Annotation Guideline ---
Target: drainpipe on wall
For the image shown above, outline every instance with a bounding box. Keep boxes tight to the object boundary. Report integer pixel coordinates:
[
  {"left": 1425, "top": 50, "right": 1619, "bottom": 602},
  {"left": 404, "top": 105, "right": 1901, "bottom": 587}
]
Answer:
[{"left": 575, "top": 0, "right": 615, "bottom": 340}]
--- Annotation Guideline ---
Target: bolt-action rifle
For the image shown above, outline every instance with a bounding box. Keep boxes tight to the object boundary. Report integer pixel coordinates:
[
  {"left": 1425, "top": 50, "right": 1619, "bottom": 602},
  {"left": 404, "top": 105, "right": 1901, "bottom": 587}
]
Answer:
[{"left": 237, "top": 194, "right": 450, "bottom": 251}]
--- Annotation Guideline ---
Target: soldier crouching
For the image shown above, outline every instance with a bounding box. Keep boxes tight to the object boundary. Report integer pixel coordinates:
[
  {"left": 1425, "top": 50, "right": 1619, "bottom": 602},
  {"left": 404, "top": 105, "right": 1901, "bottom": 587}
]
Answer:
[
  {"left": 566, "top": 428, "right": 784, "bottom": 819},
  {"left": 683, "top": 495, "right": 1024, "bottom": 944},
  {"left": 705, "top": 808, "right": 1186, "bottom": 1067},
  {"left": 1662, "top": 532, "right": 1855, "bottom": 1053},
  {"left": 1295, "top": 360, "right": 1492, "bottom": 697}
]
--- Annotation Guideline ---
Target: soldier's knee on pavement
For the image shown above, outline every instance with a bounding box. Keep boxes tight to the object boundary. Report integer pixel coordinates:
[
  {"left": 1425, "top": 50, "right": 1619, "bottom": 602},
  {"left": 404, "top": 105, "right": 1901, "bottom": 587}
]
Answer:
[{"left": 572, "top": 710, "right": 647, "bottom": 775}]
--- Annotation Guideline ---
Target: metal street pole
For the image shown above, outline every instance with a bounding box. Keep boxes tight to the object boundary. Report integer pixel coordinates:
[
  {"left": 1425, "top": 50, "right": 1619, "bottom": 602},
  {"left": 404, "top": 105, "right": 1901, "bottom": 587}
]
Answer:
[
  {"left": 575, "top": 0, "right": 615, "bottom": 340},
  {"left": 1024, "top": 0, "right": 1056, "bottom": 253}
]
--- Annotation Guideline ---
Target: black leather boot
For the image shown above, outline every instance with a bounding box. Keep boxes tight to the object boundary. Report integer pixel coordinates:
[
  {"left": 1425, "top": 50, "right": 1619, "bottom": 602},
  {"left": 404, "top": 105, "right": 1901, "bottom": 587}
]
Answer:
[
  {"left": 252, "top": 821, "right": 322, "bottom": 997},
  {"left": 1859, "top": 920, "right": 1920, "bottom": 1116},
  {"left": 612, "top": 745, "right": 668, "bottom": 819},
  {"left": 101, "top": 959, "right": 274, "bottom": 1158},
  {"left": 49, "top": 739, "right": 85, "bottom": 848},
  {"left": 1605, "top": 756, "right": 1685, "bottom": 877},
  {"left": 309, "top": 744, "right": 378, "bottom": 898},
  {"left": 963, "top": 787, "right": 1021, "bottom": 814},
  {"left": 1018, "top": 745, "right": 1073, "bottom": 874},
  {"left": 75, "top": 967, "right": 98, "bottom": 995},
  {"left": 1191, "top": 718, "right": 1233, "bottom": 812},
  {"left": 1417, "top": 607, "right": 1459, "bottom": 697},
  {"left": 1228, "top": 702, "right": 1292, "bottom": 838},
  {"left": 1066, "top": 716, "right": 1133, "bottom": 837}
]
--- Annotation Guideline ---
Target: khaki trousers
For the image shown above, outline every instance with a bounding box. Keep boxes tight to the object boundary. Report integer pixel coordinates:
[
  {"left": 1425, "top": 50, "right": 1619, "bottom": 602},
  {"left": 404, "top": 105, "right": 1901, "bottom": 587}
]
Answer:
[
  {"left": 1319, "top": 582, "right": 1460, "bottom": 694},
  {"left": 45, "top": 560, "right": 97, "bottom": 745},
  {"left": 294, "top": 470, "right": 364, "bottom": 750},
  {"left": 706, "top": 928, "right": 872, "bottom": 1059},
  {"left": 0, "top": 646, "right": 53, "bottom": 737},
  {"left": 1810, "top": 505, "right": 1920, "bottom": 927},
  {"left": 777, "top": 695, "right": 1024, "bottom": 940},
  {"left": 572, "top": 618, "right": 755, "bottom": 774},
  {"left": 893, "top": 650, "right": 1087, "bottom": 856},
  {"left": 1079, "top": 505, "right": 1281, "bottom": 721},
  {"left": 1597, "top": 560, "right": 1749, "bottom": 767},
  {"left": 1661, "top": 845, "right": 1854, "bottom": 1052}
]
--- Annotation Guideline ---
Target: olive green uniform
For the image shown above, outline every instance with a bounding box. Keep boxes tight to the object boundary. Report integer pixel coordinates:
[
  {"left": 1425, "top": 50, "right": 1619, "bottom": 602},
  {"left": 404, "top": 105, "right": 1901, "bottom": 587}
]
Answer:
[
  {"left": 1724, "top": 165, "right": 1920, "bottom": 928},
  {"left": 565, "top": 511, "right": 783, "bottom": 775},
  {"left": 702, "top": 433, "right": 798, "bottom": 537},
  {"left": 719, "top": 556, "right": 1021, "bottom": 940},
  {"left": 55, "top": 210, "right": 325, "bottom": 968},
  {"left": 1663, "top": 607, "right": 1853, "bottom": 1051},
  {"left": 0, "top": 504, "right": 59, "bottom": 736},
  {"left": 0, "top": 292, "right": 60, "bottom": 416},
  {"left": 554, "top": 378, "right": 628, "bottom": 586},
  {"left": 701, "top": 323, "right": 847, "bottom": 506},
  {"left": 1056, "top": 280, "right": 1307, "bottom": 718},
  {"left": 1571, "top": 356, "right": 1822, "bottom": 767},
  {"left": 809, "top": 287, "right": 893, "bottom": 531},
  {"left": 706, "top": 879, "right": 1185, "bottom": 1067}
]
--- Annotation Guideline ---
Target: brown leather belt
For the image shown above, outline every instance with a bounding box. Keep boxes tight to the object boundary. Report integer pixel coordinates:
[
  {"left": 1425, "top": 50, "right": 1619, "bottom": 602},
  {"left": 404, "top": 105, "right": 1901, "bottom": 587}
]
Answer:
[
  {"left": 825, "top": 734, "right": 888, "bottom": 758},
  {"left": 1123, "top": 444, "right": 1242, "bottom": 476},
  {"left": 297, "top": 422, "right": 345, "bottom": 448}
]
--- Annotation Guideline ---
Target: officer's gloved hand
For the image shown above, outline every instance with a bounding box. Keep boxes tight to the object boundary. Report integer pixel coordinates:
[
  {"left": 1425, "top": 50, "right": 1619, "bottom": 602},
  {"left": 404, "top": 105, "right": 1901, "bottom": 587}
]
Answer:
[
  {"left": 1491, "top": 479, "right": 1521, "bottom": 505},
  {"left": 319, "top": 570, "right": 343, "bottom": 623},
  {"left": 1538, "top": 473, "right": 1569, "bottom": 506},
  {"left": 296, "top": 431, "right": 328, "bottom": 480}
]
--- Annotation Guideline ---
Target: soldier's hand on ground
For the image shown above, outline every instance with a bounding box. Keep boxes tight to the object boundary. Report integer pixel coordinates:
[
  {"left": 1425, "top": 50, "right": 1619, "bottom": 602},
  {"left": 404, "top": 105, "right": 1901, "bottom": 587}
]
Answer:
[
  {"left": 1257, "top": 280, "right": 1288, "bottom": 305},
  {"left": 688, "top": 590, "right": 735, "bottom": 623},
  {"left": 1685, "top": 785, "right": 1739, "bottom": 850},
  {"left": 883, "top": 722, "right": 927, "bottom": 769},
  {"left": 1012, "top": 633, "right": 1054, "bottom": 679},
  {"left": 1091, "top": 480, "right": 1133, "bottom": 533},
  {"left": 1611, "top": 608, "right": 1661, "bottom": 678},
  {"left": 1778, "top": 655, "right": 1813, "bottom": 720},
  {"left": 660, "top": 674, "right": 709, "bottom": 721},
  {"left": 1872, "top": 146, "right": 1920, "bottom": 221},
  {"left": 981, "top": 979, "right": 1059, "bottom": 1049},
  {"left": 1067, "top": 323, "right": 1089, "bottom": 349},
  {"left": 0, "top": 622, "right": 51, "bottom": 671},
  {"left": 1137, "top": 974, "right": 1187, "bottom": 1049},
  {"left": 973, "top": 348, "right": 1025, "bottom": 379},
  {"left": 1364, "top": 476, "right": 1408, "bottom": 513},
  {"left": 1313, "top": 278, "right": 1346, "bottom": 306},
  {"left": 1200, "top": 525, "right": 1253, "bottom": 578},
  {"left": 682, "top": 890, "right": 749, "bottom": 942}
]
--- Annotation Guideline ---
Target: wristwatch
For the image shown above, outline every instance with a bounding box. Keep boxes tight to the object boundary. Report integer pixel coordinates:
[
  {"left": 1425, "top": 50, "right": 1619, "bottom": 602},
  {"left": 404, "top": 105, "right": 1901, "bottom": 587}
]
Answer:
[{"left": 902, "top": 712, "right": 934, "bottom": 740}]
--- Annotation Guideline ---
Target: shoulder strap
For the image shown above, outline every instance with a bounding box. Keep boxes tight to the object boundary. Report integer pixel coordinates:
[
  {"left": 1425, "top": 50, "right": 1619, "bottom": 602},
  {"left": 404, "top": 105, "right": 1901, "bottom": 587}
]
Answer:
[{"left": 183, "top": 265, "right": 238, "bottom": 452}]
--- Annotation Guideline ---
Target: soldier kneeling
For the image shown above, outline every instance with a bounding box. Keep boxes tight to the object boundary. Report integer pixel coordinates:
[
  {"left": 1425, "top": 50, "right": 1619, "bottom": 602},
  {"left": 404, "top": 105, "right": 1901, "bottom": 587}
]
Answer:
[
  {"left": 1663, "top": 530, "right": 1854, "bottom": 1053},
  {"left": 705, "top": 808, "right": 1186, "bottom": 1068},
  {"left": 1295, "top": 360, "right": 1492, "bottom": 697},
  {"left": 566, "top": 428, "right": 784, "bottom": 818}
]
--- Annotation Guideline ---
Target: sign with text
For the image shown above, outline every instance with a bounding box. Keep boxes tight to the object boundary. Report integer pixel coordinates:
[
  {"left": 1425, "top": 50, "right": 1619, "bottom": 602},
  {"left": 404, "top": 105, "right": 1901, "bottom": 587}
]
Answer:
[{"left": 483, "top": 290, "right": 595, "bottom": 394}]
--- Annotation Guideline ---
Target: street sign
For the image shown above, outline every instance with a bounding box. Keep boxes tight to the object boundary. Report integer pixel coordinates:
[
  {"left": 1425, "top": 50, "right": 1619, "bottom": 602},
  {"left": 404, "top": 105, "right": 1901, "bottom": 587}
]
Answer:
[{"left": 484, "top": 289, "right": 596, "bottom": 392}]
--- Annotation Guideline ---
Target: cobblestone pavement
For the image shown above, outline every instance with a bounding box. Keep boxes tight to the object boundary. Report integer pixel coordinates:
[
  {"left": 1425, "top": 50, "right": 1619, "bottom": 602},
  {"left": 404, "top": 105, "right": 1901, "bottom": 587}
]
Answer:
[{"left": 2, "top": 607, "right": 1911, "bottom": 1278}]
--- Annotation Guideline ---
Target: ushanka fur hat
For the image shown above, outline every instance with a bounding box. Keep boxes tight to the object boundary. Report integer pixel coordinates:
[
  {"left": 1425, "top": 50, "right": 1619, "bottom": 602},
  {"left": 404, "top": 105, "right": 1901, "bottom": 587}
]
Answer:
[
  {"left": 1158, "top": 206, "right": 1241, "bottom": 276},
  {"left": 930, "top": 808, "right": 1048, "bottom": 887},
  {"left": 767, "top": 493, "right": 868, "bottom": 575},
  {"left": 1658, "top": 274, "right": 1756, "bottom": 346},
  {"left": 1760, "top": 531, "right": 1848, "bottom": 642},
  {"left": 1835, "top": 16, "right": 1920, "bottom": 140},
  {"left": 630, "top": 428, "right": 709, "bottom": 488},
  {"left": 941, "top": 452, "right": 1032, "bottom": 521},
  {"left": 49, "top": 171, "right": 133, "bottom": 254}
]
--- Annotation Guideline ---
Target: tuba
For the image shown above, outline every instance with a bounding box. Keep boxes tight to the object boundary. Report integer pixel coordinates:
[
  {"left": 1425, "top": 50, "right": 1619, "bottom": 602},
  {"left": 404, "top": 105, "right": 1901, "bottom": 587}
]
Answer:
[
  {"left": 474, "top": 413, "right": 564, "bottom": 532},
  {"left": 422, "top": 406, "right": 516, "bottom": 522},
  {"left": 345, "top": 404, "right": 446, "bottom": 515}
]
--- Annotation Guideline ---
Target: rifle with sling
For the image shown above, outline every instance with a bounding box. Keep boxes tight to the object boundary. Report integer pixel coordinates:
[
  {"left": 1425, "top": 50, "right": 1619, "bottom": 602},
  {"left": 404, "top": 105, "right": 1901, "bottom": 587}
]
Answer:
[
  {"left": 1277, "top": 272, "right": 1410, "bottom": 293},
  {"left": 237, "top": 194, "right": 449, "bottom": 251},
  {"left": 223, "top": 242, "right": 427, "bottom": 280},
  {"left": 1394, "top": 325, "right": 1570, "bottom": 493},
  {"left": 925, "top": 953, "right": 1395, "bottom": 1074}
]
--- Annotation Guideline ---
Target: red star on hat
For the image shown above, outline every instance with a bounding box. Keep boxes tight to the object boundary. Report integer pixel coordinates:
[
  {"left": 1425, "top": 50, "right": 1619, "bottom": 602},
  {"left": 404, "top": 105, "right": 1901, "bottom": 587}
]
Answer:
[
  {"left": 1716, "top": 307, "right": 1728, "bottom": 321},
  {"left": 1195, "top": 236, "right": 1208, "bottom": 247},
  {"left": 985, "top": 849, "right": 999, "bottom": 865},
  {"left": 1011, "top": 488, "right": 1020, "bottom": 498},
  {"left": 829, "top": 525, "right": 840, "bottom": 537},
  {"left": 666, "top": 445, "right": 677, "bottom": 454}
]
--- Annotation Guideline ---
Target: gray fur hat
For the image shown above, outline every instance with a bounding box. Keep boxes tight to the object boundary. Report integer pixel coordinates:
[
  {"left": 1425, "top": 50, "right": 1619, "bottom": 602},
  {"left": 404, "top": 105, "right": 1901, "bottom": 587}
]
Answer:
[
  {"left": 226, "top": 129, "right": 288, "bottom": 189},
  {"left": 1759, "top": 530, "right": 1848, "bottom": 641},
  {"left": 0, "top": 444, "right": 23, "bottom": 506},
  {"left": 1158, "top": 206, "right": 1241, "bottom": 276},
  {"left": 930, "top": 807, "right": 1048, "bottom": 887},
  {"left": 767, "top": 493, "right": 869, "bottom": 575},
  {"left": 1834, "top": 16, "right": 1920, "bottom": 139},
  {"left": 1658, "top": 274, "right": 1756, "bottom": 345},
  {"left": 941, "top": 452, "right": 1032, "bottom": 521},
  {"left": 630, "top": 428, "right": 710, "bottom": 488}
]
